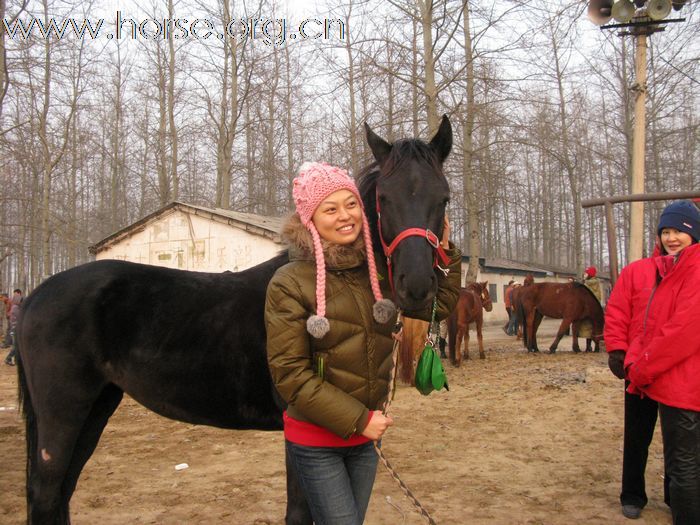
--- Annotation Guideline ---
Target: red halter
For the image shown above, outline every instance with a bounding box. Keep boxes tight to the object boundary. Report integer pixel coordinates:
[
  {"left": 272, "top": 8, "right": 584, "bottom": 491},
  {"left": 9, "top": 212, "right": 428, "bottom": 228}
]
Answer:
[{"left": 376, "top": 191, "right": 451, "bottom": 294}]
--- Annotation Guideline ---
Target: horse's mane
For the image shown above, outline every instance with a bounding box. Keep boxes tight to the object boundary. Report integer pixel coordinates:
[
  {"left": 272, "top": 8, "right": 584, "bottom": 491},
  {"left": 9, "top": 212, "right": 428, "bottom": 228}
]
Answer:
[
  {"left": 464, "top": 282, "right": 482, "bottom": 293},
  {"left": 356, "top": 138, "right": 445, "bottom": 251}
]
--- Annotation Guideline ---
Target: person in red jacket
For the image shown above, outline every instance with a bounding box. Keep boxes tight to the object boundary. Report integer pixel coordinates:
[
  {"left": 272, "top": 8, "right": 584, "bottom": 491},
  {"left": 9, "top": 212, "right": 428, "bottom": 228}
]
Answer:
[{"left": 605, "top": 200, "right": 700, "bottom": 523}]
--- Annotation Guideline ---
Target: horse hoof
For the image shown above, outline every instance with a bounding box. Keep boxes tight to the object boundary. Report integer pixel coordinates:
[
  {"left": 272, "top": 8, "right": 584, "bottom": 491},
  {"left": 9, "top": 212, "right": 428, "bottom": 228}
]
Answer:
[
  {"left": 548, "top": 349, "right": 556, "bottom": 354},
  {"left": 479, "top": 353, "right": 485, "bottom": 360},
  {"left": 573, "top": 349, "right": 581, "bottom": 353}
]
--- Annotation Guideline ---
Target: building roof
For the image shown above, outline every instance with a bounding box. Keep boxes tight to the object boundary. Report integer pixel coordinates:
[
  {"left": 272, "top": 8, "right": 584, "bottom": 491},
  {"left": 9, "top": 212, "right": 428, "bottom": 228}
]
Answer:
[
  {"left": 89, "top": 201, "right": 285, "bottom": 254},
  {"left": 464, "top": 255, "right": 608, "bottom": 280}
]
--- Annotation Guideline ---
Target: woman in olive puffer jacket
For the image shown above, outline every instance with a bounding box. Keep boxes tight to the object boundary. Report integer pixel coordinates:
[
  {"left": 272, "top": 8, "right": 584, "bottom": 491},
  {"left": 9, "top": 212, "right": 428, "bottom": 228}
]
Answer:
[{"left": 265, "top": 162, "right": 460, "bottom": 525}]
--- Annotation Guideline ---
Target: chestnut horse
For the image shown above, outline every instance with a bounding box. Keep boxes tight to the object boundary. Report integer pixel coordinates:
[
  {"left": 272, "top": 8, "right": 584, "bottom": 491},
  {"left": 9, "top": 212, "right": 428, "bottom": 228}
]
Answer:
[
  {"left": 518, "top": 281, "right": 604, "bottom": 354},
  {"left": 447, "top": 282, "right": 493, "bottom": 365}
]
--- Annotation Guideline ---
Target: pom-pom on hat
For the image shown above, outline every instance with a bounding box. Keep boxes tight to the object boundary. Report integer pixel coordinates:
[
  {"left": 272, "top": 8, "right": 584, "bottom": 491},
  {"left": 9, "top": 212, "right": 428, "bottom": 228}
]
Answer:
[
  {"left": 292, "top": 162, "right": 395, "bottom": 339},
  {"left": 584, "top": 266, "right": 597, "bottom": 278},
  {"left": 657, "top": 200, "right": 700, "bottom": 242}
]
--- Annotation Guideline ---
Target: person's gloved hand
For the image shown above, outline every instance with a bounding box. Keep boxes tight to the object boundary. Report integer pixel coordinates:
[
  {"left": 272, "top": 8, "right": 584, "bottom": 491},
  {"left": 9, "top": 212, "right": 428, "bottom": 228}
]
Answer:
[{"left": 608, "top": 350, "right": 626, "bottom": 379}]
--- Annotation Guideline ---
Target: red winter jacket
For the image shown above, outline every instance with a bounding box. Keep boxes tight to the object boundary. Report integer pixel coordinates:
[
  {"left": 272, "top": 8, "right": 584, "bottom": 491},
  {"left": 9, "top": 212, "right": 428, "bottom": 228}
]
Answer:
[{"left": 604, "top": 242, "right": 700, "bottom": 411}]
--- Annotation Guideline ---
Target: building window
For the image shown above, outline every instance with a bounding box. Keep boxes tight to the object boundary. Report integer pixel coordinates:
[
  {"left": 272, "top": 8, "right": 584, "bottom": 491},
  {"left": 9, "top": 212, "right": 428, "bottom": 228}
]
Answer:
[{"left": 489, "top": 283, "right": 497, "bottom": 303}]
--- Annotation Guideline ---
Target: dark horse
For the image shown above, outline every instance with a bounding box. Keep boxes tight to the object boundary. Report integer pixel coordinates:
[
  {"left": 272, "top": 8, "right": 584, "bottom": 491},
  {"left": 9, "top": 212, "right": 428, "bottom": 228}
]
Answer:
[
  {"left": 447, "top": 282, "right": 493, "bottom": 365},
  {"left": 16, "top": 116, "right": 453, "bottom": 525},
  {"left": 517, "top": 281, "right": 604, "bottom": 354}
]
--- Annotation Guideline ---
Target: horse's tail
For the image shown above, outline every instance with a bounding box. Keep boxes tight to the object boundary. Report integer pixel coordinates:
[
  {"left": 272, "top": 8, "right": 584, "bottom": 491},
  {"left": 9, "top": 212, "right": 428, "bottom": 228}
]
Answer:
[
  {"left": 16, "top": 342, "right": 37, "bottom": 522},
  {"left": 447, "top": 310, "right": 457, "bottom": 363}
]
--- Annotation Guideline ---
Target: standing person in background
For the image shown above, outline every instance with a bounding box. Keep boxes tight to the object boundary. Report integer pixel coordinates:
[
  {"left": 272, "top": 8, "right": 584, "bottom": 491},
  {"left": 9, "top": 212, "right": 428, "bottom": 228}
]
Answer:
[
  {"left": 580, "top": 266, "right": 603, "bottom": 351},
  {"left": 4, "top": 289, "right": 23, "bottom": 366},
  {"left": 605, "top": 200, "right": 700, "bottom": 522},
  {"left": 502, "top": 280, "right": 515, "bottom": 335},
  {"left": 506, "top": 282, "right": 521, "bottom": 338},
  {"left": 265, "top": 162, "right": 461, "bottom": 525},
  {"left": 2, "top": 292, "right": 12, "bottom": 348},
  {"left": 0, "top": 293, "right": 9, "bottom": 344},
  {"left": 583, "top": 266, "right": 602, "bottom": 302}
]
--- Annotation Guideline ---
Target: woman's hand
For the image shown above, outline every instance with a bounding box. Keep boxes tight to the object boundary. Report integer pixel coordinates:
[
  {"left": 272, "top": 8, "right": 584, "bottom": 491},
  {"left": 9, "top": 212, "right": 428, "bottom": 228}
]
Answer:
[
  {"left": 361, "top": 411, "right": 394, "bottom": 441},
  {"left": 440, "top": 215, "right": 450, "bottom": 249}
]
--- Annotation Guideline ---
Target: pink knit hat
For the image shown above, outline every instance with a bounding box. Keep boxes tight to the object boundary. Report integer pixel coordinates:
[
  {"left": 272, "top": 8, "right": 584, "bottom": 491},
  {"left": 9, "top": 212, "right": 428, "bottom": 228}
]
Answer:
[{"left": 292, "top": 162, "right": 395, "bottom": 338}]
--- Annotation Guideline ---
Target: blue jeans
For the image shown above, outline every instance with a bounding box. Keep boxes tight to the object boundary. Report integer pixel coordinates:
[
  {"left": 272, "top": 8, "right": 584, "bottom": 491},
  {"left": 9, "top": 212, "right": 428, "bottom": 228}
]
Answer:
[{"left": 286, "top": 440, "right": 379, "bottom": 525}]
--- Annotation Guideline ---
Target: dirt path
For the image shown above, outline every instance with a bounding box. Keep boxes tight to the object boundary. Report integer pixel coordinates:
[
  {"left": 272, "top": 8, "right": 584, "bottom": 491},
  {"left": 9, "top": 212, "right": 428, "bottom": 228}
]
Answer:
[{"left": 0, "top": 320, "right": 670, "bottom": 524}]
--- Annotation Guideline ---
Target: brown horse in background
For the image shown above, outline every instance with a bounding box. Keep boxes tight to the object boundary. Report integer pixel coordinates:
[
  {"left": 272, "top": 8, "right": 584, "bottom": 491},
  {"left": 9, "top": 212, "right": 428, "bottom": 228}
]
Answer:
[
  {"left": 518, "top": 281, "right": 604, "bottom": 353},
  {"left": 447, "top": 282, "right": 493, "bottom": 365}
]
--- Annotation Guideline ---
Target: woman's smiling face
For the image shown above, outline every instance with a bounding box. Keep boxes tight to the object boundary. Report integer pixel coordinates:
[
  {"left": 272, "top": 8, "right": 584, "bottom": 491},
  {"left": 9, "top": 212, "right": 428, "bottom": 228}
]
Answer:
[
  {"left": 311, "top": 189, "right": 363, "bottom": 245},
  {"left": 660, "top": 227, "right": 693, "bottom": 256}
]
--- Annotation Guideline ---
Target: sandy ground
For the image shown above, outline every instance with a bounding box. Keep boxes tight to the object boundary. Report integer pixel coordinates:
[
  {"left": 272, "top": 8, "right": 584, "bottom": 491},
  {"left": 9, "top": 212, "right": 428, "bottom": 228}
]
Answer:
[{"left": 0, "top": 319, "right": 671, "bottom": 525}]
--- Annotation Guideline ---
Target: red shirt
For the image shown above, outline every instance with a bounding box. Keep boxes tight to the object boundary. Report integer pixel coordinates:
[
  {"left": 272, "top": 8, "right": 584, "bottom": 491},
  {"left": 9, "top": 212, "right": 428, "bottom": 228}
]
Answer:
[{"left": 284, "top": 411, "right": 373, "bottom": 447}]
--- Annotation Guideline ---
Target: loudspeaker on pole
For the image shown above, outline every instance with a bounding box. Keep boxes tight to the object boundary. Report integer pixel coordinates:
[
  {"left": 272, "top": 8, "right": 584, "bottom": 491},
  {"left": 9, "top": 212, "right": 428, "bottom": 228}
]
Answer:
[
  {"left": 588, "top": 0, "right": 614, "bottom": 25},
  {"left": 612, "top": 0, "right": 636, "bottom": 23},
  {"left": 647, "top": 0, "right": 672, "bottom": 19}
]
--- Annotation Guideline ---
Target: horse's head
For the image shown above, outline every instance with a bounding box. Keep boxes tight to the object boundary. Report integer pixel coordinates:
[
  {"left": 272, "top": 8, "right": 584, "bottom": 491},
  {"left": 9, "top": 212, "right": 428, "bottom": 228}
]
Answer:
[
  {"left": 478, "top": 281, "right": 493, "bottom": 312},
  {"left": 467, "top": 281, "right": 493, "bottom": 312},
  {"left": 359, "top": 116, "right": 452, "bottom": 311}
]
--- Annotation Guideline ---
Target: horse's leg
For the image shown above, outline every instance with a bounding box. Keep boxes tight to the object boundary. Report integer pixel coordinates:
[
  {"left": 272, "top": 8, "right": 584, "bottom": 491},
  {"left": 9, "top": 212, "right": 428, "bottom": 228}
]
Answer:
[
  {"left": 531, "top": 312, "right": 543, "bottom": 353},
  {"left": 524, "top": 310, "right": 535, "bottom": 351},
  {"left": 455, "top": 326, "right": 465, "bottom": 367},
  {"left": 447, "top": 314, "right": 457, "bottom": 366},
  {"left": 585, "top": 338, "right": 593, "bottom": 352},
  {"left": 22, "top": 361, "right": 110, "bottom": 525},
  {"left": 549, "top": 318, "right": 571, "bottom": 353},
  {"left": 463, "top": 324, "right": 471, "bottom": 361},
  {"left": 60, "top": 384, "right": 124, "bottom": 504},
  {"left": 571, "top": 321, "right": 581, "bottom": 354},
  {"left": 476, "top": 320, "right": 485, "bottom": 359},
  {"left": 285, "top": 446, "right": 312, "bottom": 525},
  {"left": 571, "top": 322, "right": 581, "bottom": 353}
]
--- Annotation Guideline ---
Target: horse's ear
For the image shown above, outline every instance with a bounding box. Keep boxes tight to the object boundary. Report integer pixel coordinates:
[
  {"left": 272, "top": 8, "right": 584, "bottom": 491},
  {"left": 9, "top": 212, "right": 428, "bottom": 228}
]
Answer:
[
  {"left": 429, "top": 114, "right": 452, "bottom": 163},
  {"left": 365, "top": 122, "right": 392, "bottom": 164}
]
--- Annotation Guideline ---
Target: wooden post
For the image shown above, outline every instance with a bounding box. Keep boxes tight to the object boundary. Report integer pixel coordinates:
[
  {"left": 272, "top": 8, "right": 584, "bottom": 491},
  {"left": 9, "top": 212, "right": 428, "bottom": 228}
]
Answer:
[
  {"left": 605, "top": 201, "right": 619, "bottom": 286},
  {"left": 628, "top": 33, "right": 647, "bottom": 263}
]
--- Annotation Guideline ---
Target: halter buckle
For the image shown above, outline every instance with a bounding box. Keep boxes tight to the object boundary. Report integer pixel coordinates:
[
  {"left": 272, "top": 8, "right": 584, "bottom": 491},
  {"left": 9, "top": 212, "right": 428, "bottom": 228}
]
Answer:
[{"left": 425, "top": 229, "right": 439, "bottom": 249}]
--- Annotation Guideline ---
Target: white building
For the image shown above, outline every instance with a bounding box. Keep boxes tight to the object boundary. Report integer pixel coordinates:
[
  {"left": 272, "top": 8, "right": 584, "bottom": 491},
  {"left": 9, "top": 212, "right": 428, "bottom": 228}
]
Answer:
[{"left": 89, "top": 201, "right": 284, "bottom": 273}]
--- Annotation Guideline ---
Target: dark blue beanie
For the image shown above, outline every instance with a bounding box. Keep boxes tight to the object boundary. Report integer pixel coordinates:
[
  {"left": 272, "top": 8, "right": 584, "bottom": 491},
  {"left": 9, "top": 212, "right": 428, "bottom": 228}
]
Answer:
[{"left": 657, "top": 200, "right": 700, "bottom": 242}]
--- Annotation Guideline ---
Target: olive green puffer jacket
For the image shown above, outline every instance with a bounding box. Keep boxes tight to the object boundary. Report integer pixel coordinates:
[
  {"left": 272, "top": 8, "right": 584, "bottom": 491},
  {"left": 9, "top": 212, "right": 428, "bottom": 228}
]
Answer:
[{"left": 265, "top": 214, "right": 461, "bottom": 439}]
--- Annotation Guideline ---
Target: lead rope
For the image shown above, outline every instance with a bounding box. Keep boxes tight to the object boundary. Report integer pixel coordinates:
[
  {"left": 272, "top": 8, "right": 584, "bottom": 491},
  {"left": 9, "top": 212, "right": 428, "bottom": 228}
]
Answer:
[{"left": 373, "top": 308, "right": 438, "bottom": 525}]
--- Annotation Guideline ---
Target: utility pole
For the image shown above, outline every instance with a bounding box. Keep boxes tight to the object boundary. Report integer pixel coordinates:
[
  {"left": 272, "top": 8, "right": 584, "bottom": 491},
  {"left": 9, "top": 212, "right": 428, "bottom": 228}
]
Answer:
[{"left": 628, "top": 32, "right": 646, "bottom": 262}]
